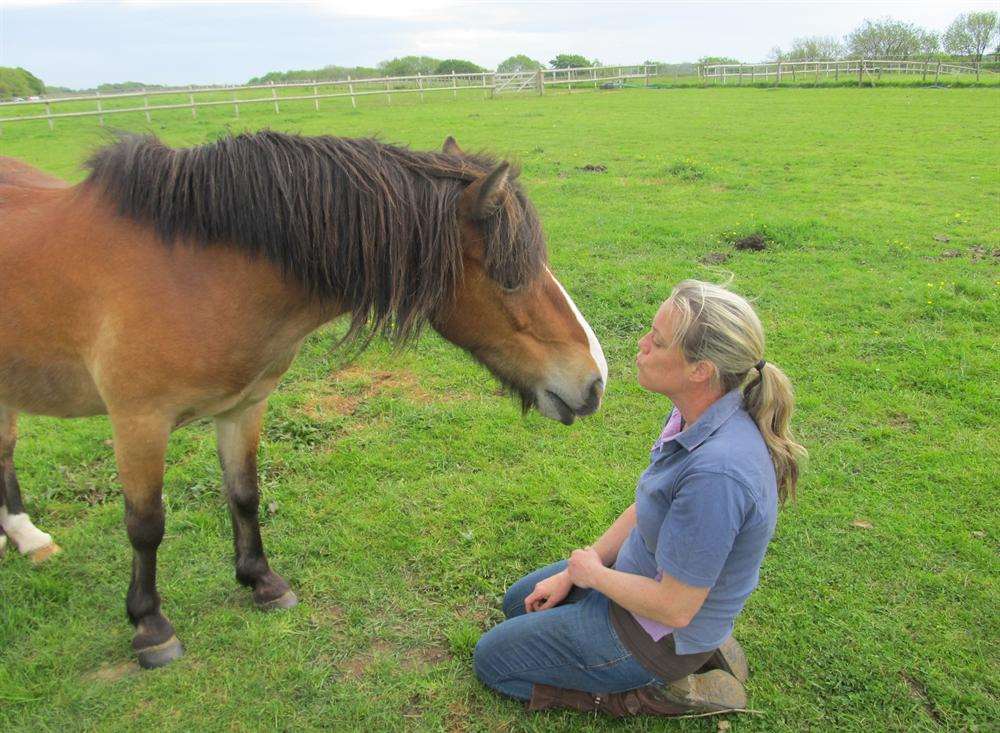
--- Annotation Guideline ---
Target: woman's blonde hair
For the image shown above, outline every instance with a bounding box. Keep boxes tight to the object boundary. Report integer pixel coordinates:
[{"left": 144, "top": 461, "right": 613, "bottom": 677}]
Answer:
[{"left": 666, "top": 279, "right": 806, "bottom": 504}]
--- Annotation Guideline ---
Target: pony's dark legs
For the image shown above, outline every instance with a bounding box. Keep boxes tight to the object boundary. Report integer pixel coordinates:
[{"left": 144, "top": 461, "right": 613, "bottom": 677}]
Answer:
[
  {"left": 0, "top": 406, "right": 59, "bottom": 561},
  {"left": 111, "top": 414, "right": 182, "bottom": 668},
  {"left": 215, "top": 401, "right": 296, "bottom": 609}
]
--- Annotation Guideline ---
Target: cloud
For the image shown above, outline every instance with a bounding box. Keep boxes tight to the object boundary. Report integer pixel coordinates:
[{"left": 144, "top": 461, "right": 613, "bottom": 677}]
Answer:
[{"left": 311, "top": 0, "right": 461, "bottom": 21}]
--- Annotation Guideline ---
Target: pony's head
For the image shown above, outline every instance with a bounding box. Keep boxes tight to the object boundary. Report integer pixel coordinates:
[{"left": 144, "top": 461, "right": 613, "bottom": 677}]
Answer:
[{"left": 432, "top": 137, "right": 607, "bottom": 424}]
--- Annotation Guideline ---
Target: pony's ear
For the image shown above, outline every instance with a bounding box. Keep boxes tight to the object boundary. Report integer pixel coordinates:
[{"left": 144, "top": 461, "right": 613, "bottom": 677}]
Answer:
[
  {"left": 442, "top": 136, "right": 463, "bottom": 155},
  {"left": 461, "top": 162, "right": 510, "bottom": 220}
]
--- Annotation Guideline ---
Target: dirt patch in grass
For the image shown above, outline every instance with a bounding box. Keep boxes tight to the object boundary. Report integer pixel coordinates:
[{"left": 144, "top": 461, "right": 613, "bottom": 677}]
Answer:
[
  {"left": 888, "top": 413, "right": 914, "bottom": 430},
  {"left": 970, "top": 244, "right": 1000, "bottom": 262},
  {"left": 732, "top": 233, "right": 768, "bottom": 251},
  {"left": 900, "top": 671, "right": 945, "bottom": 726},
  {"left": 667, "top": 161, "right": 706, "bottom": 181},
  {"left": 85, "top": 660, "right": 140, "bottom": 683},
  {"left": 340, "top": 638, "right": 395, "bottom": 680},
  {"left": 400, "top": 644, "right": 452, "bottom": 671},
  {"left": 700, "top": 251, "right": 731, "bottom": 265},
  {"left": 578, "top": 163, "right": 607, "bottom": 172},
  {"left": 304, "top": 367, "right": 440, "bottom": 422}
]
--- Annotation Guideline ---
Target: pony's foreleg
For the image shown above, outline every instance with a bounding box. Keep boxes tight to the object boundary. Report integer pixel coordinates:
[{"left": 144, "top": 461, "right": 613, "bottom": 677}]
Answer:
[
  {"left": 111, "top": 413, "right": 183, "bottom": 669},
  {"left": 215, "top": 401, "right": 297, "bottom": 610},
  {"left": 0, "top": 407, "right": 60, "bottom": 563}
]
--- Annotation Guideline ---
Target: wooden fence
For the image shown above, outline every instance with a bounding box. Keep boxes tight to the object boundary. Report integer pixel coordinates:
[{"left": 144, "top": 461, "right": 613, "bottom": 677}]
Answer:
[
  {"left": 700, "top": 59, "right": 988, "bottom": 85},
  {"left": 0, "top": 66, "right": 654, "bottom": 131}
]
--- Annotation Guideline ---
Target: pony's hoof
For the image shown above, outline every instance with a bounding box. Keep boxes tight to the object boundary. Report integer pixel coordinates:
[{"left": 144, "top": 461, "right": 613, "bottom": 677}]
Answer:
[
  {"left": 0, "top": 535, "right": 7, "bottom": 557},
  {"left": 30, "top": 542, "right": 61, "bottom": 564},
  {"left": 136, "top": 635, "right": 184, "bottom": 669},
  {"left": 257, "top": 589, "right": 298, "bottom": 611}
]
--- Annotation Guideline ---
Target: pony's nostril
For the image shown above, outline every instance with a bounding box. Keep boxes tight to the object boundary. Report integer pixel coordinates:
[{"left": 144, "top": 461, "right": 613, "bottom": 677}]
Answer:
[{"left": 578, "top": 377, "right": 603, "bottom": 416}]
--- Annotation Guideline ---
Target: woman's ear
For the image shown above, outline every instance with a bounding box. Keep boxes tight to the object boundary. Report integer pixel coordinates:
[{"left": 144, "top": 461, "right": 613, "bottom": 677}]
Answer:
[{"left": 689, "top": 359, "right": 717, "bottom": 385}]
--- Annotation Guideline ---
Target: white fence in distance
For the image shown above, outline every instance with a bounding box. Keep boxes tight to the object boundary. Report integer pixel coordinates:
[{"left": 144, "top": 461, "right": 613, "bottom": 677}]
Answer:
[
  {"left": 701, "top": 58, "right": 988, "bottom": 85},
  {"left": 0, "top": 66, "right": 654, "bottom": 130}
]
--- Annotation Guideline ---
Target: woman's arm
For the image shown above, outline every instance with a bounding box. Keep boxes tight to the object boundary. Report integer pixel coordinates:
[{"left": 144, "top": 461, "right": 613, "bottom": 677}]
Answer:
[
  {"left": 523, "top": 503, "right": 637, "bottom": 612},
  {"left": 591, "top": 503, "right": 637, "bottom": 566},
  {"left": 567, "top": 548, "right": 709, "bottom": 627}
]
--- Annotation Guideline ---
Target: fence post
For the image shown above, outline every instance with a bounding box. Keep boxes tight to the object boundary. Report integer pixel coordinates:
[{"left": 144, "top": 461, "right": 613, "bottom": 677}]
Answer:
[
  {"left": 233, "top": 90, "right": 240, "bottom": 118},
  {"left": 835, "top": 62, "right": 839, "bottom": 81},
  {"left": 314, "top": 85, "right": 319, "bottom": 111},
  {"left": 935, "top": 62, "right": 941, "bottom": 83},
  {"left": 922, "top": 61, "right": 927, "bottom": 82},
  {"left": 592, "top": 67, "right": 597, "bottom": 88},
  {"left": 348, "top": 75, "right": 356, "bottom": 108},
  {"left": 536, "top": 68, "right": 544, "bottom": 95},
  {"left": 190, "top": 93, "right": 196, "bottom": 119},
  {"left": 271, "top": 85, "right": 279, "bottom": 113},
  {"left": 385, "top": 79, "right": 391, "bottom": 105},
  {"left": 144, "top": 94, "right": 151, "bottom": 123},
  {"left": 418, "top": 73, "right": 424, "bottom": 102},
  {"left": 452, "top": 70, "right": 457, "bottom": 97},
  {"left": 775, "top": 62, "right": 781, "bottom": 85},
  {"left": 975, "top": 62, "right": 980, "bottom": 82},
  {"left": 96, "top": 91, "right": 104, "bottom": 126},
  {"left": 858, "top": 60, "right": 863, "bottom": 87}
]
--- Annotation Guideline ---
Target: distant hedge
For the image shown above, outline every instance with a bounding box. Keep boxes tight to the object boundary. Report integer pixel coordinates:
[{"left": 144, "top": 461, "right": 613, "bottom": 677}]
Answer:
[{"left": 0, "top": 66, "right": 44, "bottom": 100}]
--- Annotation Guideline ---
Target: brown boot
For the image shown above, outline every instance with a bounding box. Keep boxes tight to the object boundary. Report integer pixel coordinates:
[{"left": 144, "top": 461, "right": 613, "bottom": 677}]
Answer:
[
  {"left": 527, "top": 684, "right": 603, "bottom": 713},
  {"left": 698, "top": 635, "right": 749, "bottom": 683},
  {"left": 527, "top": 684, "right": 710, "bottom": 719},
  {"left": 657, "top": 669, "right": 748, "bottom": 713}
]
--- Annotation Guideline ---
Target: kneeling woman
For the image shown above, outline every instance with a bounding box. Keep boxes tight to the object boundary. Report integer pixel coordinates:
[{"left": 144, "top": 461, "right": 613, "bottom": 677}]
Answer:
[{"left": 475, "top": 280, "right": 806, "bottom": 718}]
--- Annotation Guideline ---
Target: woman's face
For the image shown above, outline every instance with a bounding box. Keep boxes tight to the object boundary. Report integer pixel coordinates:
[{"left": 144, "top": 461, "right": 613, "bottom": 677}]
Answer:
[{"left": 636, "top": 300, "right": 693, "bottom": 397}]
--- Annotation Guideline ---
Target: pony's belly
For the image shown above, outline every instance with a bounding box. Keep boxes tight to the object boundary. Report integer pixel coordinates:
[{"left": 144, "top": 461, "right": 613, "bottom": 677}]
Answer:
[{"left": 0, "top": 356, "right": 106, "bottom": 417}]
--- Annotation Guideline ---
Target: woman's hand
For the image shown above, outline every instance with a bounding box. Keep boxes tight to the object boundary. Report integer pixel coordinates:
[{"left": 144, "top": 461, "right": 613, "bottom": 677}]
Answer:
[
  {"left": 523, "top": 569, "right": 574, "bottom": 612},
  {"left": 567, "top": 547, "right": 606, "bottom": 589}
]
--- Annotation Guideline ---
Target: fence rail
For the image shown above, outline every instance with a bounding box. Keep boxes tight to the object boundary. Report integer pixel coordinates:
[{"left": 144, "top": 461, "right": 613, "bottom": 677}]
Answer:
[
  {"left": 700, "top": 58, "right": 989, "bottom": 85},
  {"left": 0, "top": 66, "right": 653, "bottom": 130}
]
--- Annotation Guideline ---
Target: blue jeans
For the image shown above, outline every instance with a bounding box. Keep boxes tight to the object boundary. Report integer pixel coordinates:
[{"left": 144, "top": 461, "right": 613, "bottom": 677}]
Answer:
[{"left": 474, "top": 561, "right": 661, "bottom": 701}]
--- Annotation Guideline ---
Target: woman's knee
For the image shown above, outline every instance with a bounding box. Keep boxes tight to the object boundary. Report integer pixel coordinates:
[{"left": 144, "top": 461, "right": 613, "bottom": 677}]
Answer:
[
  {"left": 501, "top": 581, "right": 530, "bottom": 619},
  {"left": 474, "top": 629, "right": 532, "bottom": 701}
]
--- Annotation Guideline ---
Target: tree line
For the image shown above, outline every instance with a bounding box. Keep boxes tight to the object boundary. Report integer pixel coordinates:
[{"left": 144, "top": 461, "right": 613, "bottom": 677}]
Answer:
[
  {"left": 246, "top": 53, "right": 599, "bottom": 86},
  {"left": 764, "top": 12, "right": 998, "bottom": 64}
]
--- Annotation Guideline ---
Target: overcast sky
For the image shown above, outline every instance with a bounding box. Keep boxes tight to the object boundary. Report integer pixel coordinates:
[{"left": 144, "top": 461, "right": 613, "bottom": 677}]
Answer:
[{"left": 1, "top": 0, "right": 995, "bottom": 89}]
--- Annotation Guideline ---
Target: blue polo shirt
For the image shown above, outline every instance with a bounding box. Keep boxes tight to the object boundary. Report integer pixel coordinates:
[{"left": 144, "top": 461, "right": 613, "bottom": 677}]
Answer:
[{"left": 613, "top": 389, "right": 778, "bottom": 654}]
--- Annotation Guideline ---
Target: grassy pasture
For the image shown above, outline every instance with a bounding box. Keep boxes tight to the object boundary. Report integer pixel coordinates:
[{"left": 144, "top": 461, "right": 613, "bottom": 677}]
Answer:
[{"left": 0, "top": 86, "right": 997, "bottom": 732}]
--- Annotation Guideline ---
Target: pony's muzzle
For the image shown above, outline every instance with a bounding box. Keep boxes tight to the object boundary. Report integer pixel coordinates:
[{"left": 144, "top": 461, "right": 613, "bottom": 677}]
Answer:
[{"left": 537, "top": 375, "right": 604, "bottom": 425}]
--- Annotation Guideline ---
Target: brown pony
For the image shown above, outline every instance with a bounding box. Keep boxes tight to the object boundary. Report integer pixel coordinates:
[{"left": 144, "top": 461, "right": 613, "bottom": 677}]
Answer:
[{"left": 0, "top": 132, "right": 607, "bottom": 668}]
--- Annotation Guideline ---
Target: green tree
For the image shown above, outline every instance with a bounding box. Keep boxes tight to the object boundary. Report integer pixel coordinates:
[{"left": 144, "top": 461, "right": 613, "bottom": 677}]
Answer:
[
  {"left": 698, "top": 56, "right": 741, "bottom": 65},
  {"left": 497, "top": 54, "right": 544, "bottom": 72},
  {"left": 96, "top": 81, "right": 164, "bottom": 93},
  {"left": 0, "top": 66, "right": 45, "bottom": 99},
  {"left": 434, "top": 59, "right": 486, "bottom": 75},
  {"left": 845, "top": 18, "right": 925, "bottom": 59},
  {"left": 549, "top": 54, "right": 594, "bottom": 69},
  {"left": 377, "top": 56, "right": 440, "bottom": 77},
  {"left": 785, "top": 36, "right": 844, "bottom": 61},
  {"left": 943, "top": 11, "right": 999, "bottom": 63}
]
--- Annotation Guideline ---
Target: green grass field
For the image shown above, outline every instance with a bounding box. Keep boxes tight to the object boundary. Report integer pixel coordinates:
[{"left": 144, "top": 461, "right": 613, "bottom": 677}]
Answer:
[{"left": 0, "top": 86, "right": 997, "bottom": 732}]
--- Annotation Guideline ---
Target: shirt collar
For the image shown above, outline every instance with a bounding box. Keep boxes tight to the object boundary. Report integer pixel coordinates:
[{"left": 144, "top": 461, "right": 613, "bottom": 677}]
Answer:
[{"left": 673, "top": 389, "right": 743, "bottom": 452}]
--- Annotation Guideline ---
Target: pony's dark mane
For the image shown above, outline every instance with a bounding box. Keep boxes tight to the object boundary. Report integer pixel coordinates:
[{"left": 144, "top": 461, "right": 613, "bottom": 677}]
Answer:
[{"left": 83, "top": 131, "right": 546, "bottom": 344}]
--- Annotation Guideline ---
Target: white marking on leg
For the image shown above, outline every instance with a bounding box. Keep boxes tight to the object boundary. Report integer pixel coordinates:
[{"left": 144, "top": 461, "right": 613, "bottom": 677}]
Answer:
[
  {"left": 0, "top": 506, "right": 54, "bottom": 554},
  {"left": 546, "top": 267, "right": 609, "bottom": 386}
]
